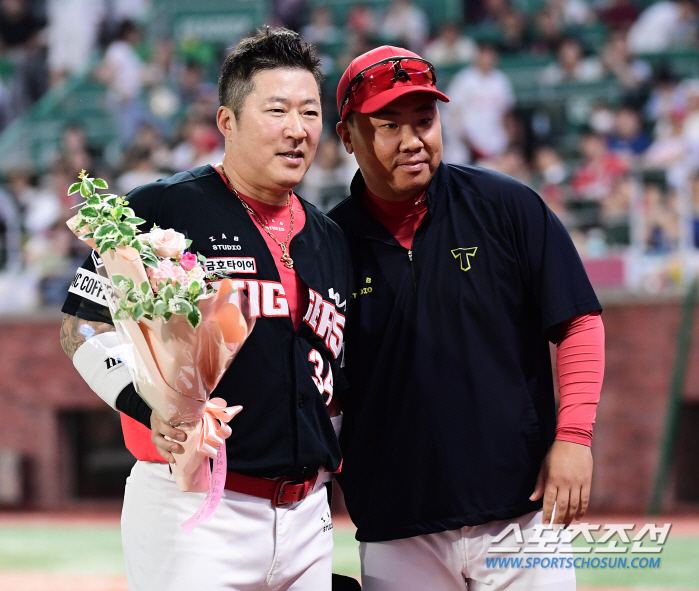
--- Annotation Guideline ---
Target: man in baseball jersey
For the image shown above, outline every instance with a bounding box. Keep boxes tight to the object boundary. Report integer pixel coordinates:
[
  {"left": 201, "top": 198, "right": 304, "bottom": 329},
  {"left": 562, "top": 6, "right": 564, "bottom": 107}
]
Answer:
[
  {"left": 60, "top": 28, "right": 351, "bottom": 591},
  {"left": 328, "top": 46, "right": 605, "bottom": 590}
]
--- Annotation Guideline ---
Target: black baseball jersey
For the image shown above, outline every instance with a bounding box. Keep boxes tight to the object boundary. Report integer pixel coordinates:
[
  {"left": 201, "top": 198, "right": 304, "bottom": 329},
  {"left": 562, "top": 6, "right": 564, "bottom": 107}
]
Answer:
[
  {"left": 63, "top": 165, "right": 352, "bottom": 479},
  {"left": 329, "top": 162, "right": 602, "bottom": 542}
]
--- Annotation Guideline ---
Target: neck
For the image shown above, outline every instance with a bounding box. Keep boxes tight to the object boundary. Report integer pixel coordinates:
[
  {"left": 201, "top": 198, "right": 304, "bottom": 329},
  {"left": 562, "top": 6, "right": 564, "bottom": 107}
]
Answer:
[
  {"left": 220, "top": 155, "right": 290, "bottom": 206},
  {"left": 364, "top": 180, "right": 427, "bottom": 203}
]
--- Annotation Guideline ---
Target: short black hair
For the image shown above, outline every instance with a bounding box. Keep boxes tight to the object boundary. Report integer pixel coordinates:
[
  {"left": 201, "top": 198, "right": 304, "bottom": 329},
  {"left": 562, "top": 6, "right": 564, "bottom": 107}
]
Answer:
[{"left": 218, "top": 27, "right": 323, "bottom": 120}]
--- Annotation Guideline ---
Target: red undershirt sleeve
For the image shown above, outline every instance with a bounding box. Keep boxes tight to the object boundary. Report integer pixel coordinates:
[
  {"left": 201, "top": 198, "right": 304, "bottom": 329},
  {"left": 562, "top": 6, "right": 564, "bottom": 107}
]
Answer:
[{"left": 554, "top": 311, "right": 605, "bottom": 447}]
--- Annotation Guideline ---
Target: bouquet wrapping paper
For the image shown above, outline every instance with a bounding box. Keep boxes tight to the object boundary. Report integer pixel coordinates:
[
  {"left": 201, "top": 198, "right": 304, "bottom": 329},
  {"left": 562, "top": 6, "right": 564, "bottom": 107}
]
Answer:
[{"left": 68, "top": 214, "right": 255, "bottom": 530}]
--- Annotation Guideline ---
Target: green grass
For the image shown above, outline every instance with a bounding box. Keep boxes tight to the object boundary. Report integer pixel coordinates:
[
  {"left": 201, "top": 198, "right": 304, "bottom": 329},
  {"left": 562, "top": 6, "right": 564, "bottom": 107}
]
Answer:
[
  {"left": 0, "top": 526, "right": 125, "bottom": 574},
  {"left": 1, "top": 524, "right": 698, "bottom": 588},
  {"left": 333, "top": 526, "right": 361, "bottom": 578},
  {"left": 574, "top": 537, "right": 699, "bottom": 589}
]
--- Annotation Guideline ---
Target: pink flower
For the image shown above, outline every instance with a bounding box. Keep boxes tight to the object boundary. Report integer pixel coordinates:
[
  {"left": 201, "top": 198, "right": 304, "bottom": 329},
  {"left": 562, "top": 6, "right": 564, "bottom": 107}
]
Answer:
[
  {"left": 149, "top": 228, "right": 186, "bottom": 258},
  {"left": 147, "top": 259, "right": 189, "bottom": 291},
  {"left": 180, "top": 252, "right": 198, "bottom": 271}
]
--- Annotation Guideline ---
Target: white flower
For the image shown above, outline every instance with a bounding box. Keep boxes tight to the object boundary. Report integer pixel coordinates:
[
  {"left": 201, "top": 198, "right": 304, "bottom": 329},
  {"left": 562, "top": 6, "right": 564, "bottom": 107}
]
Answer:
[
  {"left": 149, "top": 228, "right": 187, "bottom": 259},
  {"left": 187, "top": 264, "right": 206, "bottom": 286}
]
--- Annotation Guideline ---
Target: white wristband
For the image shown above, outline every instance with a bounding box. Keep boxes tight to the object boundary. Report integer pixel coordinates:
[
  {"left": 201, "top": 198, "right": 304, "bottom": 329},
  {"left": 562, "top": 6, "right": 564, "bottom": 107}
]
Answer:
[
  {"left": 331, "top": 413, "right": 343, "bottom": 439},
  {"left": 72, "top": 331, "right": 132, "bottom": 410}
]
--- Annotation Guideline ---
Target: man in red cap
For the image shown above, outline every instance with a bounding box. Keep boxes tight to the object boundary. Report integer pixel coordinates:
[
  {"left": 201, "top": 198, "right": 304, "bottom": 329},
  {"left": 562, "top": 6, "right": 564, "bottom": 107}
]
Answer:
[{"left": 329, "top": 46, "right": 605, "bottom": 590}]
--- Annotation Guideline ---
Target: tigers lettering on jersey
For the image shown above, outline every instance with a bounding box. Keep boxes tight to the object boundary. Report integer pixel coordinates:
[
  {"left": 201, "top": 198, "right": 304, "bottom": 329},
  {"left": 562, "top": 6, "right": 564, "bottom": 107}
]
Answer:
[
  {"left": 219, "top": 282, "right": 347, "bottom": 357},
  {"left": 303, "top": 289, "right": 345, "bottom": 359},
  {"left": 204, "top": 257, "right": 256, "bottom": 274},
  {"left": 225, "top": 279, "right": 290, "bottom": 318}
]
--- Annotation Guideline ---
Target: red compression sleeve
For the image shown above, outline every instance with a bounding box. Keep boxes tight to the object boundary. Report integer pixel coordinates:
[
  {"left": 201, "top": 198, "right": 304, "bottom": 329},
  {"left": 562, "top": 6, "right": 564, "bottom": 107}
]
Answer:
[{"left": 554, "top": 311, "right": 605, "bottom": 447}]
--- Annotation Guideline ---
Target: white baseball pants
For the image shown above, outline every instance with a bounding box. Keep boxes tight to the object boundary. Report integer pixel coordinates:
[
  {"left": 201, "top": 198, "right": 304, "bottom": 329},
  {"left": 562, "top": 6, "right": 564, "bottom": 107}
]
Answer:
[
  {"left": 360, "top": 510, "right": 576, "bottom": 591},
  {"left": 121, "top": 461, "right": 333, "bottom": 591}
]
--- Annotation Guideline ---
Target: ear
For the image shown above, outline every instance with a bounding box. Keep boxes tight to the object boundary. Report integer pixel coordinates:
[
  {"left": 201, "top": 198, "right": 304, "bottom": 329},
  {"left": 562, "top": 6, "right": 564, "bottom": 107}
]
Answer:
[
  {"left": 216, "top": 106, "right": 236, "bottom": 142},
  {"left": 336, "top": 120, "right": 354, "bottom": 155}
]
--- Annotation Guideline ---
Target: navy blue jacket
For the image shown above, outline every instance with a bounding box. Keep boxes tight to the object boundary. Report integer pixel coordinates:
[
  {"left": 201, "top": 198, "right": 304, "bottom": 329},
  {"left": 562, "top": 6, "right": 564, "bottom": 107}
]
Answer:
[{"left": 329, "top": 162, "right": 601, "bottom": 542}]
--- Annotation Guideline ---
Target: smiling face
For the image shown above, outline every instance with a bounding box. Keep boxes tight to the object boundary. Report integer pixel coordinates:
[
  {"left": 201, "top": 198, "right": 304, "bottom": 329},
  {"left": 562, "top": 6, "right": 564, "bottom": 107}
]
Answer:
[
  {"left": 337, "top": 92, "right": 442, "bottom": 202},
  {"left": 217, "top": 67, "right": 322, "bottom": 203}
]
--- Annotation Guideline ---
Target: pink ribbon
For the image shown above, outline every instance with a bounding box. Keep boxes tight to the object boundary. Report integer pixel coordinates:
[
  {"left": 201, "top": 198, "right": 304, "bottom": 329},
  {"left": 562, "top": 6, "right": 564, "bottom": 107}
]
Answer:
[{"left": 181, "top": 398, "right": 242, "bottom": 534}]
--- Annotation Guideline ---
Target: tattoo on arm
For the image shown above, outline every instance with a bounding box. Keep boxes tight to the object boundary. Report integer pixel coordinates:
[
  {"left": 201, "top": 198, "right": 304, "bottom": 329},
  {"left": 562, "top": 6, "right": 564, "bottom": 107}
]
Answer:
[{"left": 60, "top": 313, "right": 115, "bottom": 359}]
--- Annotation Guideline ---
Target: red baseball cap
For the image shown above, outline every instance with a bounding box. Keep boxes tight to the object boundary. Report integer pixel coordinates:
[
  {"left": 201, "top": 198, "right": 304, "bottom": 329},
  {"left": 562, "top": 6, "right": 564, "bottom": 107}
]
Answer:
[{"left": 337, "top": 45, "right": 449, "bottom": 121}]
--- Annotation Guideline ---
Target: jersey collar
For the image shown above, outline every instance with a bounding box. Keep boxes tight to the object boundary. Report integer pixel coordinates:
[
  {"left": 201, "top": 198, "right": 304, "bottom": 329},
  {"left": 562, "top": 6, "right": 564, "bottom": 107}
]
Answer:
[{"left": 344, "top": 161, "right": 447, "bottom": 240}]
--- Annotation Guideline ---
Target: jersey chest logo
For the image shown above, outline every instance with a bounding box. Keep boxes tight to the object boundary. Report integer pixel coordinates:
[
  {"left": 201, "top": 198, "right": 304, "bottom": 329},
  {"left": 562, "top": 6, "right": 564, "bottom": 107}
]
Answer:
[
  {"left": 225, "top": 279, "right": 289, "bottom": 318},
  {"left": 451, "top": 247, "right": 478, "bottom": 272}
]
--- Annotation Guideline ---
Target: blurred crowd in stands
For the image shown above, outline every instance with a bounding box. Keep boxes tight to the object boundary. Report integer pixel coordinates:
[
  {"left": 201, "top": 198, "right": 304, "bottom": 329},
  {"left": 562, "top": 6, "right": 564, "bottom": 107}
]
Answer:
[{"left": 0, "top": 0, "right": 699, "bottom": 309}]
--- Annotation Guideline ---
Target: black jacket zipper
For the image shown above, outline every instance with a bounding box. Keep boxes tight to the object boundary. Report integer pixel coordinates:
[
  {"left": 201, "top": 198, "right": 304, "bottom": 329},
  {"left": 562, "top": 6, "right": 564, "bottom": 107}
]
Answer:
[{"left": 407, "top": 249, "right": 416, "bottom": 291}]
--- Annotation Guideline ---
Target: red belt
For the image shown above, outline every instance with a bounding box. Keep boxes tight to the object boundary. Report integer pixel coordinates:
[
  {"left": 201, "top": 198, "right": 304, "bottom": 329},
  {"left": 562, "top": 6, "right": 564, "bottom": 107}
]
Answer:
[{"left": 224, "top": 472, "right": 319, "bottom": 507}]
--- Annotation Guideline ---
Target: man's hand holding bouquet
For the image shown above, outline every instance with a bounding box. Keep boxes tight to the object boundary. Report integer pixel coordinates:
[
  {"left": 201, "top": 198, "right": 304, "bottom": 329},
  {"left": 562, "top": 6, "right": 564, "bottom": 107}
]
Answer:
[{"left": 67, "top": 171, "right": 255, "bottom": 530}]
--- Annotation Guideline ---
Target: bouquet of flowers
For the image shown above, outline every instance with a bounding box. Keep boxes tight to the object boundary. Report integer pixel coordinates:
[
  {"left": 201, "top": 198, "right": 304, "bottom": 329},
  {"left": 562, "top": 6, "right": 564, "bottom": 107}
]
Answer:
[{"left": 67, "top": 171, "right": 255, "bottom": 529}]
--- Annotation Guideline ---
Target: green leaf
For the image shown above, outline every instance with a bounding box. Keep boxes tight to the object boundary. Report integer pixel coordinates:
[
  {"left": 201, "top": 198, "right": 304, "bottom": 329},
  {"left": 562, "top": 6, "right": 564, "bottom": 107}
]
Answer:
[
  {"left": 172, "top": 299, "right": 193, "bottom": 315},
  {"left": 139, "top": 281, "right": 150, "bottom": 295},
  {"left": 142, "top": 298, "right": 154, "bottom": 314},
  {"left": 187, "top": 307, "right": 202, "bottom": 328},
  {"left": 113, "top": 205, "right": 124, "bottom": 220},
  {"left": 105, "top": 196, "right": 118, "bottom": 207},
  {"left": 95, "top": 223, "right": 118, "bottom": 238},
  {"left": 153, "top": 300, "right": 168, "bottom": 316},
  {"left": 197, "top": 253, "right": 207, "bottom": 263},
  {"left": 98, "top": 240, "right": 117, "bottom": 254},
  {"left": 122, "top": 207, "right": 135, "bottom": 218},
  {"left": 111, "top": 274, "right": 135, "bottom": 292},
  {"left": 81, "top": 233, "right": 94, "bottom": 240},
  {"left": 86, "top": 196, "right": 101, "bottom": 206},
  {"left": 80, "top": 207, "right": 99, "bottom": 219},
  {"left": 130, "top": 238, "right": 143, "bottom": 253},
  {"left": 163, "top": 312, "right": 172, "bottom": 322},
  {"left": 162, "top": 284, "right": 175, "bottom": 302},
  {"left": 185, "top": 239, "right": 193, "bottom": 248},
  {"left": 117, "top": 222, "right": 135, "bottom": 237},
  {"left": 93, "top": 178, "right": 108, "bottom": 189},
  {"left": 118, "top": 297, "right": 129, "bottom": 310},
  {"left": 80, "top": 183, "right": 91, "bottom": 199},
  {"left": 188, "top": 281, "right": 202, "bottom": 296},
  {"left": 127, "top": 291, "right": 140, "bottom": 303},
  {"left": 123, "top": 217, "right": 146, "bottom": 225},
  {"left": 158, "top": 280, "right": 166, "bottom": 293},
  {"left": 132, "top": 304, "right": 144, "bottom": 322},
  {"left": 83, "top": 179, "right": 95, "bottom": 194},
  {"left": 143, "top": 258, "right": 159, "bottom": 269},
  {"left": 68, "top": 182, "right": 82, "bottom": 195}
]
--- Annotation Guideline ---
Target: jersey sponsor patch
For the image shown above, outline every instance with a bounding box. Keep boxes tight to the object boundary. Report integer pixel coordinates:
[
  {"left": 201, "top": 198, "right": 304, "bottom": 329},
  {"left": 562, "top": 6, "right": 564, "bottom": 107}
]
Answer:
[
  {"left": 204, "top": 257, "right": 257, "bottom": 274},
  {"left": 69, "top": 267, "right": 109, "bottom": 306}
]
